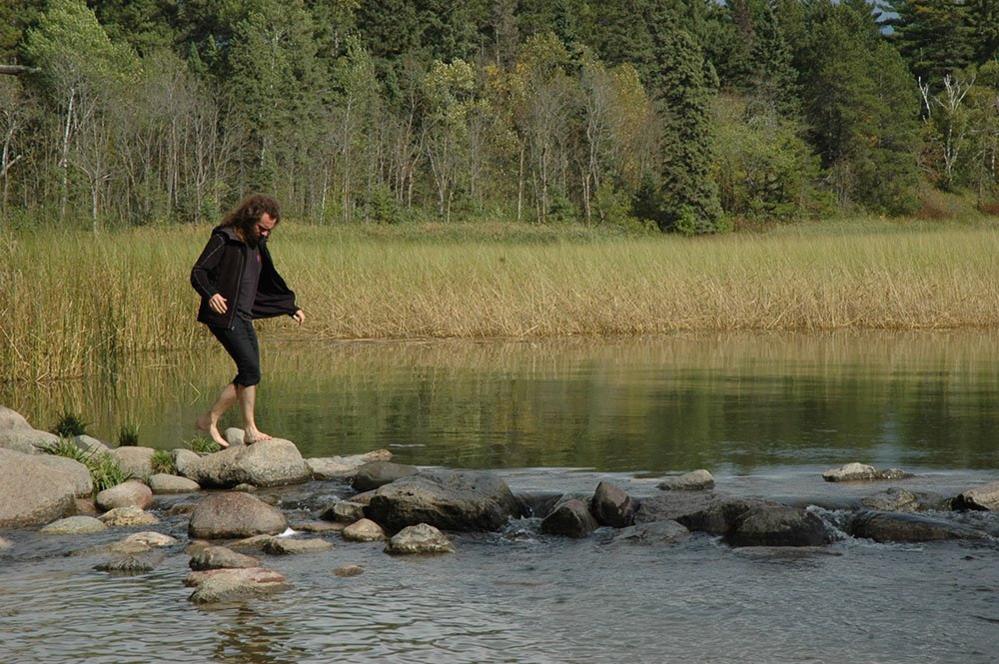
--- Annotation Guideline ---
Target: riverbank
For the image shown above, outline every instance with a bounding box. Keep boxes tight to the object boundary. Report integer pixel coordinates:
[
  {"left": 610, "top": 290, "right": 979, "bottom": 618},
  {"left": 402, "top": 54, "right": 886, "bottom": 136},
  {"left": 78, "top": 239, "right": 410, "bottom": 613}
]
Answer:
[{"left": 3, "top": 216, "right": 999, "bottom": 381}]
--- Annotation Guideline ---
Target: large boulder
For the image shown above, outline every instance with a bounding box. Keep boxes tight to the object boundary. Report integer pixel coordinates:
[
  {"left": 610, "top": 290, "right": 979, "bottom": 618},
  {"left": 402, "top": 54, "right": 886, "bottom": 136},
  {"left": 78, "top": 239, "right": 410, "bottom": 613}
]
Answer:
[
  {"left": 822, "top": 463, "right": 912, "bottom": 482},
  {"left": 724, "top": 506, "right": 831, "bottom": 548},
  {"left": 178, "top": 439, "right": 311, "bottom": 488},
  {"left": 188, "top": 492, "right": 288, "bottom": 539},
  {"left": 0, "top": 449, "right": 85, "bottom": 527},
  {"left": 634, "top": 491, "right": 735, "bottom": 528},
  {"left": 541, "top": 498, "right": 599, "bottom": 538},
  {"left": 953, "top": 481, "right": 999, "bottom": 511},
  {"left": 611, "top": 520, "right": 690, "bottom": 546},
  {"left": 849, "top": 511, "right": 989, "bottom": 542},
  {"left": 351, "top": 461, "right": 419, "bottom": 492},
  {"left": 657, "top": 470, "right": 715, "bottom": 491},
  {"left": 860, "top": 488, "right": 951, "bottom": 513},
  {"left": 148, "top": 473, "right": 200, "bottom": 494},
  {"left": 0, "top": 406, "right": 59, "bottom": 454},
  {"left": 364, "top": 470, "right": 520, "bottom": 532},
  {"left": 172, "top": 449, "right": 201, "bottom": 476},
  {"left": 31, "top": 454, "right": 93, "bottom": 497},
  {"left": 306, "top": 449, "right": 393, "bottom": 480},
  {"left": 96, "top": 480, "right": 153, "bottom": 511},
  {"left": 111, "top": 447, "right": 156, "bottom": 479},
  {"left": 590, "top": 482, "right": 635, "bottom": 528},
  {"left": 342, "top": 519, "right": 386, "bottom": 542}
]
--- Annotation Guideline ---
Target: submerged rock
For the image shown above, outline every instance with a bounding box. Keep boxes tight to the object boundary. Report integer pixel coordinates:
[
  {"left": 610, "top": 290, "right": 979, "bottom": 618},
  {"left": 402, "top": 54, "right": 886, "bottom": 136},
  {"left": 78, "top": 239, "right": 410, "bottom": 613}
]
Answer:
[
  {"left": 541, "top": 498, "right": 599, "bottom": 538},
  {"left": 322, "top": 501, "right": 366, "bottom": 523},
  {"left": 822, "top": 463, "right": 913, "bottom": 482},
  {"left": 263, "top": 537, "right": 334, "bottom": 555},
  {"left": 178, "top": 439, "right": 311, "bottom": 488},
  {"left": 953, "top": 481, "right": 999, "bottom": 511},
  {"left": 725, "top": 506, "right": 831, "bottom": 548},
  {"left": 611, "top": 520, "right": 690, "bottom": 546},
  {"left": 95, "top": 554, "right": 160, "bottom": 574},
  {"left": 385, "top": 523, "right": 454, "bottom": 555},
  {"left": 290, "top": 520, "right": 345, "bottom": 534},
  {"left": 590, "top": 482, "right": 635, "bottom": 528},
  {"left": 188, "top": 492, "right": 287, "bottom": 539},
  {"left": 351, "top": 461, "right": 419, "bottom": 492},
  {"left": 657, "top": 470, "right": 715, "bottom": 491},
  {"left": 187, "top": 567, "right": 288, "bottom": 604},
  {"left": 306, "top": 449, "right": 393, "bottom": 480},
  {"left": 849, "top": 511, "right": 989, "bottom": 543},
  {"left": 0, "top": 449, "right": 86, "bottom": 527},
  {"left": 121, "top": 531, "right": 177, "bottom": 548},
  {"left": 860, "top": 488, "right": 951, "bottom": 513},
  {"left": 96, "top": 480, "right": 153, "bottom": 511},
  {"left": 365, "top": 469, "right": 520, "bottom": 532},
  {"left": 190, "top": 545, "right": 260, "bottom": 570},
  {"left": 40, "top": 515, "right": 107, "bottom": 535},
  {"left": 334, "top": 564, "right": 364, "bottom": 577},
  {"left": 342, "top": 518, "right": 387, "bottom": 542},
  {"left": 0, "top": 536, "right": 11, "bottom": 550},
  {"left": 229, "top": 535, "right": 276, "bottom": 551}
]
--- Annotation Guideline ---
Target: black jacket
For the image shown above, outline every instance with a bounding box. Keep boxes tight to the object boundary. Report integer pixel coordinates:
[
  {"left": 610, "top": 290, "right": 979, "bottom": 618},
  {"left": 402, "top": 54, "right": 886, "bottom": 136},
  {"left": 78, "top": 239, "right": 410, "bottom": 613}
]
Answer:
[{"left": 190, "top": 225, "right": 298, "bottom": 329}]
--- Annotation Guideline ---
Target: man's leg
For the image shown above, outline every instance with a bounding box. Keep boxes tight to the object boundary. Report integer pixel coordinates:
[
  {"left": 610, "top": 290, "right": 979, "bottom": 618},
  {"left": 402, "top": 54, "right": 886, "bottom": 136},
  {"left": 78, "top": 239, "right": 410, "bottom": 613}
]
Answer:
[
  {"left": 237, "top": 384, "right": 272, "bottom": 444},
  {"left": 196, "top": 383, "right": 237, "bottom": 448}
]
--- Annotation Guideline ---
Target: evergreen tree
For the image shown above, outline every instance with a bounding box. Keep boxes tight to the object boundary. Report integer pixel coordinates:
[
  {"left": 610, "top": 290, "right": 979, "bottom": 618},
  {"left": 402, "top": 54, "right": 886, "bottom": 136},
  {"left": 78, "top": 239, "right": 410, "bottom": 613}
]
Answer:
[
  {"left": 969, "top": 0, "right": 999, "bottom": 64},
  {"left": 886, "top": 0, "right": 976, "bottom": 83},
  {"left": 643, "top": 10, "right": 724, "bottom": 233},
  {"left": 748, "top": 0, "right": 799, "bottom": 118}
]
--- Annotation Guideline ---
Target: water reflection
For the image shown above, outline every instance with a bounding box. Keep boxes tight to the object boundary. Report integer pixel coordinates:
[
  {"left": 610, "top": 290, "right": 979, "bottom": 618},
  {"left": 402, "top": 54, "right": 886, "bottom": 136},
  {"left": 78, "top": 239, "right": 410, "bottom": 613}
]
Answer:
[{"left": 4, "top": 331, "right": 999, "bottom": 471}]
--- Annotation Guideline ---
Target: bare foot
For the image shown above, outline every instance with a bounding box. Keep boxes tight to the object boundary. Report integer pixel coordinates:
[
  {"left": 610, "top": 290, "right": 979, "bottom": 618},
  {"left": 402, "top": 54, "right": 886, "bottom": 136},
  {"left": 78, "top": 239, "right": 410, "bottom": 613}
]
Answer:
[
  {"left": 243, "top": 428, "right": 273, "bottom": 445},
  {"left": 196, "top": 413, "right": 229, "bottom": 449}
]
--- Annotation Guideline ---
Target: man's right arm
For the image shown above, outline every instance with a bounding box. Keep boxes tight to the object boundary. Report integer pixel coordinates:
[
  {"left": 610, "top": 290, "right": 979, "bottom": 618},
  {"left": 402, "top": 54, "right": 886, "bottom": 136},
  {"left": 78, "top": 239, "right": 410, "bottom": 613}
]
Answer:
[{"left": 190, "top": 234, "right": 225, "bottom": 298}]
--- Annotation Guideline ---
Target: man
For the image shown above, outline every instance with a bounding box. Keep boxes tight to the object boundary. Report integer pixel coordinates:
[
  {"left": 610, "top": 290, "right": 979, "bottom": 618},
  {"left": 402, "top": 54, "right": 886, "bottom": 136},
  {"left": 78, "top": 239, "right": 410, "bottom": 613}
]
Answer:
[{"left": 190, "top": 194, "right": 305, "bottom": 448}]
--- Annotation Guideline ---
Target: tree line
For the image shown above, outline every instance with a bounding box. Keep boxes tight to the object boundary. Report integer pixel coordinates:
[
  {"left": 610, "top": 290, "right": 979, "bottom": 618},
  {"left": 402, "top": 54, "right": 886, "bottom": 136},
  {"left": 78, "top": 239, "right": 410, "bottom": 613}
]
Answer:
[{"left": 0, "top": 0, "right": 997, "bottom": 233}]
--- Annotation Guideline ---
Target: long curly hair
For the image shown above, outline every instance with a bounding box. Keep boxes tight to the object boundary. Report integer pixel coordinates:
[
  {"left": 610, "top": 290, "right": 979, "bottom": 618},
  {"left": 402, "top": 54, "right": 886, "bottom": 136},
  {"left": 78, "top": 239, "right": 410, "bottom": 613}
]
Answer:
[{"left": 220, "top": 194, "right": 281, "bottom": 237}]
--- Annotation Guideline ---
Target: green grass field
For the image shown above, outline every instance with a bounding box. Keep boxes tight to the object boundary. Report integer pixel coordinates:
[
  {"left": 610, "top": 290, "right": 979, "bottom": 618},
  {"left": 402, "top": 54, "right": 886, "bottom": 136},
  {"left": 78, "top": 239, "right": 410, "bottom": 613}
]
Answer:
[{"left": 3, "top": 215, "right": 998, "bottom": 381}]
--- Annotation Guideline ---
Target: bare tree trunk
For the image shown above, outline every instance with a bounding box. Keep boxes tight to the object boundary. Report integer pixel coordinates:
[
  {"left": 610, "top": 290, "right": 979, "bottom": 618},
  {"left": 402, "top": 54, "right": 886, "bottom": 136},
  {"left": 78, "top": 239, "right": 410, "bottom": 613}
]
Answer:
[{"left": 60, "top": 87, "right": 76, "bottom": 221}]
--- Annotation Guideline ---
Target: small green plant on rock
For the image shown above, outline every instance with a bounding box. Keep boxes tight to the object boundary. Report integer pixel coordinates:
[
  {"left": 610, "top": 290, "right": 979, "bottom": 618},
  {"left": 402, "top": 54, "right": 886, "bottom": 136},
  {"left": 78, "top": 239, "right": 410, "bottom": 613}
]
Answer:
[
  {"left": 117, "top": 422, "right": 140, "bottom": 447},
  {"left": 52, "top": 411, "right": 88, "bottom": 437},
  {"left": 186, "top": 435, "right": 221, "bottom": 455},
  {"left": 44, "top": 438, "right": 132, "bottom": 494},
  {"left": 151, "top": 449, "right": 176, "bottom": 475}
]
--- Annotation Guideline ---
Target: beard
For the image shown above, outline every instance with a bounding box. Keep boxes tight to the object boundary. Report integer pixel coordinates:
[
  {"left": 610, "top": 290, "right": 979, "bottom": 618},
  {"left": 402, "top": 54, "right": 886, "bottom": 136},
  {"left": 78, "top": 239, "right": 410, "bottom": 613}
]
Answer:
[{"left": 244, "top": 233, "right": 260, "bottom": 249}]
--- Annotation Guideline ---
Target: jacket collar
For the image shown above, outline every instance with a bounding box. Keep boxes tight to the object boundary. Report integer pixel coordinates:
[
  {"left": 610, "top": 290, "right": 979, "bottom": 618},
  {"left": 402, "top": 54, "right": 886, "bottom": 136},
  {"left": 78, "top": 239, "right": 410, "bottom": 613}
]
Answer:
[{"left": 212, "top": 224, "right": 268, "bottom": 250}]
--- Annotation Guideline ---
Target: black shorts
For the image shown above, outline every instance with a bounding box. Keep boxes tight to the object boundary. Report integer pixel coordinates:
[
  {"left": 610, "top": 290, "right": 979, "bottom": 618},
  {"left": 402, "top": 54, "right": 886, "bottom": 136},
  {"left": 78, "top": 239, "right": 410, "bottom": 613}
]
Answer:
[{"left": 209, "top": 317, "right": 261, "bottom": 387}]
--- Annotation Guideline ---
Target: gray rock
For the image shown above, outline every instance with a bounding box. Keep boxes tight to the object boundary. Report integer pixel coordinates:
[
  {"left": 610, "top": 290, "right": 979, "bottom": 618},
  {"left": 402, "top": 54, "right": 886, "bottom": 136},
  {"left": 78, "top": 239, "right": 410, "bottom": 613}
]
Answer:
[
  {"left": 591, "top": 482, "right": 635, "bottom": 528},
  {"left": 148, "top": 473, "right": 200, "bottom": 494},
  {"left": 634, "top": 491, "right": 736, "bottom": 527},
  {"left": 188, "top": 492, "right": 288, "bottom": 539},
  {"left": 189, "top": 545, "right": 260, "bottom": 570},
  {"left": 725, "top": 506, "right": 831, "bottom": 548},
  {"left": 111, "top": 446, "right": 156, "bottom": 480},
  {"left": 179, "top": 439, "right": 311, "bottom": 488},
  {"left": 0, "top": 406, "right": 59, "bottom": 454},
  {"left": 0, "top": 405, "right": 32, "bottom": 431},
  {"left": 187, "top": 567, "right": 288, "bottom": 604},
  {"left": 954, "top": 481, "right": 999, "bottom": 511},
  {"left": 224, "top": 427, "right": 245, "bottom": 447},
  {"left": 657, "top": 469, "right": 715, "bottom": 491},
  {"left": 541, "top": 498, "right": 599, "bottom": 538},
  {"left": 263, "top": 537, "right": 334, "bottom": 555},
  {"left": 342, "top": 519, "right": 386, "bottom": 542},
  {"left": 172, "top": 449, "right": 201, "bottom": 476},
  {"left": 98, "top": 506, "right": 160, "bottom": 527},
  {"left": 290, "top": 520, "right": 345, "bottom": 534},
  {"left": 229, "top": 534, "right": 276, "bottom": 551},
  {"left": 321, "top": 501, "right": 366, "bottom": 523},
  {"left": 233, "top": 483, "right": 257, "bottom": 492},
  {"left": 334, "top": 565, "right": 364, "bottom": 577},
  {"left": 849, "top": 511, "right": 989, "bottom": 542},
  {"left": 365, "top": 469, "right": 519, "bottom": 532},
  {"left": 72, "top": 435, "right": 111, "bottom": 455},
  {"left": 385, "top": 523, "right": 455, "bottom": 555},
  {"left": 73, "top": 497, "right": 99, "bottom": 516},
  {"left": 0, "top": 536, "right": 11, "bottom": 550},
  {"left": 0, "top": 449, "right": 81, "bottom": 527},
  {"left": 861, "top": 488, "right": 921, "bottom": 512},
  {"left": 96, "top": 480, "right": 153, "bottom": 511},
  {"left": 822, "top": 463, "right": 913, "bottom": 482},
  {"left": 40, "top": 515, "right": 107, "bottom": 534},
  {"left": 351, "top": 461, "right": 419, "bottom": 491},
  {"left": 611, "top": 520, "right": 690, "bottom": 545},
  {"left": 31, "top": 454, "right": 93, "bottom": 497},
  {"left": 120, "top": 531, "right": 178, "bottom": 548},
  {"left": 306, "top": 449, "right": 393, "bottom": 479},
  {"left": 95, "top": 555, "right": 159, "bottom": 574}
]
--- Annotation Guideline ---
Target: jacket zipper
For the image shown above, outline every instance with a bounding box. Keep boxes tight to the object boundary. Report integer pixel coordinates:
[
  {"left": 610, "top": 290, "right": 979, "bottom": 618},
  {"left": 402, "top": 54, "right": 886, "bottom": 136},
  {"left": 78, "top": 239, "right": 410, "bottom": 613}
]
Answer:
[{"left": 228, "top": 243, "right": 246, "bottom": 330}]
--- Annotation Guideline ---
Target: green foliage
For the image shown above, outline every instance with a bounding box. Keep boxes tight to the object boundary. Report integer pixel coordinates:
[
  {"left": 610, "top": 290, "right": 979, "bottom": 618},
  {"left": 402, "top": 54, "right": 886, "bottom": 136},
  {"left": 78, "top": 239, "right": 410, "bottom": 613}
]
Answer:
[
  {"left": 886, "top": 0, "right": 977, "bottom": 83},
  {"left": 117, "top": 422, "right": 140, "bottom": 447},
  {"left": 150, "top": 448, "right": 176, "bottom": 475},
  {"left": 186, "top": 435, "right": 221, "bottom": 455},
  {"left": 52, "top": 411, "right": 88, "bottom": 437},
  {"left": 44, "top": 437, "right": 132, "bottom": 493}
]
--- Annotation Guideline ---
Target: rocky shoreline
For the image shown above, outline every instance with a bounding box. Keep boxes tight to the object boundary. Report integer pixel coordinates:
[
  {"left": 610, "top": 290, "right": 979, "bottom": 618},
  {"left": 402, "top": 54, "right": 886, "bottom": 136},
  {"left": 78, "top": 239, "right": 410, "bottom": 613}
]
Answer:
[{"left": 2, "top": 405, "right": 997, "bottom": 604}]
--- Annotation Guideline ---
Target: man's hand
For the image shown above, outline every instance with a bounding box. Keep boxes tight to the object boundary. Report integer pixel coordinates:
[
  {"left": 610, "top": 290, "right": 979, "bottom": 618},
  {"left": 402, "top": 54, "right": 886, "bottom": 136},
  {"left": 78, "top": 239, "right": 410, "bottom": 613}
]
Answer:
[
  {"left": 292, "top": 309, "right": 305, "bottom": 325},
  {"left": 209, "top": 293, "right": 228, "bottom": 315}
]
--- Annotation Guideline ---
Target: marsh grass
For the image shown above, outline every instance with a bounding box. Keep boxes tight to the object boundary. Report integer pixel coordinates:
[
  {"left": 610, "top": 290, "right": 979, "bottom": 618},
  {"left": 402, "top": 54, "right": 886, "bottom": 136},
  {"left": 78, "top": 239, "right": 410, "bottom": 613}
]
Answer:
[
  {"left": 150, "top": 449, "right": 176, "bottom": 475},
  {"left": 52, "top": 412, "right": 88, "bottom": 437},
  {"left": 186, "top": 435, "right": 221, "bottom": 455},
  {"left": 3, "top": 217, "right": 999, "bottom": 381},
  {"left": 117, "top": 422, "right": 140, "bottom": 447}
]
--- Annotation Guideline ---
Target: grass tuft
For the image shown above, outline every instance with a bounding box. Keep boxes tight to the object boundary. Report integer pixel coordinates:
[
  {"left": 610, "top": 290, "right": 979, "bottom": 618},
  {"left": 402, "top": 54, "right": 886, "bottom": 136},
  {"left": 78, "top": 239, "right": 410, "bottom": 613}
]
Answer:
[
  {"left": 117, "top": 422, "right": 140, "bottom": 447},
  {"left": 150, "top": 449, "right": 176, "bottom": 475},
  {"left": 186, "top": 435, "right": 221, "bottom": 455},
  {"left": 52, "top": 412, "right": 88, "bottom": 437}
]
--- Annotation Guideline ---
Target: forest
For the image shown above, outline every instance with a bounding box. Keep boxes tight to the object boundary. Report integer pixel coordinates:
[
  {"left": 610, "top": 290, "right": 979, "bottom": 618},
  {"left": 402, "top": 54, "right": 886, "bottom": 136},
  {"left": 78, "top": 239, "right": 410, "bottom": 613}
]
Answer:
[{"left": 0, "top": 0, "right": 997, "bottom": 233}]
